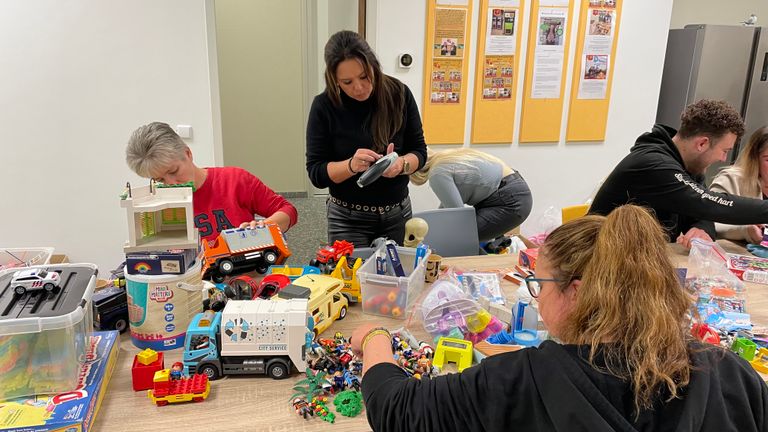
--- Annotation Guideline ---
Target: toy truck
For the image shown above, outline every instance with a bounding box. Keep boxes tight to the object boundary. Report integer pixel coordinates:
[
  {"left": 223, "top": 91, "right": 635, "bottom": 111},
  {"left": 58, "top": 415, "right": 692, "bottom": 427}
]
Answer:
[
  {"left": 201, "top": 224, "right": 291, "bottom": 282},
  {"left": 329, "top": 255, "right": 363, "bottom": 303},
  {"left": 147, "top": 369, "right": 210, "bottom": 406},
  {"left": 275, "top": 274, "right": 348, "bottom": 336},
  {"left": 182, "top": 298, "right": 310, "bottom": 380},
  {"left": 92, "top": 286, "right": 129, "bottom": 333},
  {"left": 309, "top": 240, "right": 354, "bottom": 270}
]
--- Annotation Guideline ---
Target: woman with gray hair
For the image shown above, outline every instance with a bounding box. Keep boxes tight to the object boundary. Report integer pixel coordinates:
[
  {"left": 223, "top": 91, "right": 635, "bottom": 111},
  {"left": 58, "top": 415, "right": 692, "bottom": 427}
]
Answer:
[{"left": 125, "top": 122, "right": 297, "bottom": 242}]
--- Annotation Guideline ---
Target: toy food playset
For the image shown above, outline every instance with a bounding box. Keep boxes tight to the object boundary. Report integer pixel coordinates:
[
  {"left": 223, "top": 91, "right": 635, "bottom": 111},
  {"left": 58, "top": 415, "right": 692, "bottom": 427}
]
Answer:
[
  {"left": 0, "top": 330, "right": 119, "bottom": 432},
  {"left": 0, "top": 264, "right": 97, "bottom": 400}
]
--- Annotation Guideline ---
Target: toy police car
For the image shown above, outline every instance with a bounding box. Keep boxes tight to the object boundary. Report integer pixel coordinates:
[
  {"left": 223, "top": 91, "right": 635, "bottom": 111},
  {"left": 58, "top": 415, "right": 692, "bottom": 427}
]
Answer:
[{"left": 11, "top": 268, "right": 61, "bottom": 295}]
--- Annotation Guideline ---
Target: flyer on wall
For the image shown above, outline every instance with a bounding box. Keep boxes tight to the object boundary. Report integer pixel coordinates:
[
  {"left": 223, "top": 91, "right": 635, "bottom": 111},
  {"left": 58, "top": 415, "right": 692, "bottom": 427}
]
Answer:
[
  {"left": 531, "top": 7, "right": 568, "bottom": 99},
  {"left": 431, "top": 59, "right": 463, "bottom": 104},
  {"left": 433, "top": 8, "right": 467, "bottom": 58},
  {"left": 485, "top": 7, "right": 517, "bottom": 55},
  {"left": 584, "top": 8, "right": 614, "bottom": 54},
  {"left": 482, "top": 55, "right": 515, "bottom": 100},
  {"left": 437, "top": 0, "right": 469, "bottom": 5},
  {"left": 577, "top": 54, "right": 609, "bottom": 99}
]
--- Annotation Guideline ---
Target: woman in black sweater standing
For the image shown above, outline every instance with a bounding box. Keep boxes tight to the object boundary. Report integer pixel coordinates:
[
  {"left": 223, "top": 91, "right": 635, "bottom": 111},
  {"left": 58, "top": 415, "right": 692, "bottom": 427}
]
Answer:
[{"left": 306, "top": 30, "right": 427, "bottom": 247}]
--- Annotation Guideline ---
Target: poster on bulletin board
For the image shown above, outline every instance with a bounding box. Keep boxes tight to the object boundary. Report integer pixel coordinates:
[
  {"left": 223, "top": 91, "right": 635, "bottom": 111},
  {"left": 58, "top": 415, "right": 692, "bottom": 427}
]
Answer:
[
  {"left": 422, "top": 0, "right": 474, "bottom": 144},
  {"left": 566, "top": 0, "right": 621, "bottom": 141},
  {"left": 471, "top": 0, "right": 525, "bottom": 144},
  {"left": 518, "top": 0, "right": 574, "bottom": 143}
]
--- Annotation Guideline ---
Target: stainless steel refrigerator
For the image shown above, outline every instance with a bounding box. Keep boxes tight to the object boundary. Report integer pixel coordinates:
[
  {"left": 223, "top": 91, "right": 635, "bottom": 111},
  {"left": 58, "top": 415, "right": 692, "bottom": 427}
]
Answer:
[{"left": 656, "top": 24, "right": 768, "bottom": 180}]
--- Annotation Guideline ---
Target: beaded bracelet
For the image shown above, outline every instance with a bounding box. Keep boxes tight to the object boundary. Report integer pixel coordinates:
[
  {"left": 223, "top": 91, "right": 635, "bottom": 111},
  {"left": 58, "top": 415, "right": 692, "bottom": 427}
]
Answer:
[{"left": 361, "top": 327, "right": 392, "bottom": 352}]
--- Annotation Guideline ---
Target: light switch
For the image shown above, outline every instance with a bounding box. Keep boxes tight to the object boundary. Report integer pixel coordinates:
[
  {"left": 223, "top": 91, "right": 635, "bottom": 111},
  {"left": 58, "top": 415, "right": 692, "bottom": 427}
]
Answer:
[{"left": 176, "top": 125, "right": 193, "bottom": 139}]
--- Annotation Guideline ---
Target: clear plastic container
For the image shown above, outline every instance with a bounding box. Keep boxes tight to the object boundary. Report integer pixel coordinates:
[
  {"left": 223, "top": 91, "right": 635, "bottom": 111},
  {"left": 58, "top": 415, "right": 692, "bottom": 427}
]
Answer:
[
  {"left": 358, "top": 245, "right": 430, "bottom": 319},
  {"left": 0, "top": 247, "right": 54, "bottom": 271},
  {"left": 0, "top": 263, "right": 97, "bottom": 400}
]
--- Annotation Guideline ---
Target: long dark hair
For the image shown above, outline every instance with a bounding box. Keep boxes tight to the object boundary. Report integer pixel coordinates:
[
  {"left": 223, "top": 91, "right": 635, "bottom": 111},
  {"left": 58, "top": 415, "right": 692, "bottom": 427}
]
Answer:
[{"left": 324, "top": 30, "right": 405, "bottom": 153}]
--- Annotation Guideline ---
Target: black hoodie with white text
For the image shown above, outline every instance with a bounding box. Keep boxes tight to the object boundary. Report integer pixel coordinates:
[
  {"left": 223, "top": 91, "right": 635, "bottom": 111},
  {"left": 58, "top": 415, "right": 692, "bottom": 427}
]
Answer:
[{"left": 589, "top": 124, "right": 768, "bottom": 240}]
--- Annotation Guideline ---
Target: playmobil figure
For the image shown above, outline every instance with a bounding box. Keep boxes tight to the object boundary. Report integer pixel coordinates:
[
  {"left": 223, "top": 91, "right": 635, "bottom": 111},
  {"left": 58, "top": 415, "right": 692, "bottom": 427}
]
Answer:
[
  {"left": 126, "top": 121, "right": 297, "bottom": 242},
  {"left": 306, "top": 31, "right": 427, "bottom": 247},
  {"left": 170, "top": 362, "right": 185, "bottom": 380}
]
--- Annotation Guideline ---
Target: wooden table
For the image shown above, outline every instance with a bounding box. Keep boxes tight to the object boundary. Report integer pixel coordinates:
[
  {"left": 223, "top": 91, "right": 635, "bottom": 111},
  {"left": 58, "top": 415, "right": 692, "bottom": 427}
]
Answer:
[{"left": 95, "top": 243, "right": 768, "bottom": 432}]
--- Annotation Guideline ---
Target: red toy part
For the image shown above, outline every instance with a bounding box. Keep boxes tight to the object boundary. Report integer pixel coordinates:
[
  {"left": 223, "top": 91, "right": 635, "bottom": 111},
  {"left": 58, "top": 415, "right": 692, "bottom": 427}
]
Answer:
[
  {"left": 691, "top": 323, "right": 720, "bottom": 345},
  {"left": 314, "top": 240, "right": 354, "bottom": 265},
  {"left": 132, "top": 352, "right": 165, "bottom": 391},
  {"left": 255, "top": 274, "right": 291, "bottom": 299}
]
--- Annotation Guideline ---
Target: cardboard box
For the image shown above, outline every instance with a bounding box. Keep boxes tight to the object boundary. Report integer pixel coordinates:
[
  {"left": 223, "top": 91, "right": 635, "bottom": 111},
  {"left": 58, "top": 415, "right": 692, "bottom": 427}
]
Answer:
[
  {"left": 125, "top": 248, "right": 198, "bottom": 275},
  {"left": 728, "top": 254, "right": 768, "bottom": 285},
  {"left": 0, "top": 331, "right": 120, "bottom": 432}
]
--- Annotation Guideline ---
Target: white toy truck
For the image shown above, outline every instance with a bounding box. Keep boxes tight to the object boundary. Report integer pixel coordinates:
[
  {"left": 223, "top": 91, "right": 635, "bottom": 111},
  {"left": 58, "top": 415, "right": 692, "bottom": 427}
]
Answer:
[{"left": 182, "top": 299, "right": 310, "bottom": 380}]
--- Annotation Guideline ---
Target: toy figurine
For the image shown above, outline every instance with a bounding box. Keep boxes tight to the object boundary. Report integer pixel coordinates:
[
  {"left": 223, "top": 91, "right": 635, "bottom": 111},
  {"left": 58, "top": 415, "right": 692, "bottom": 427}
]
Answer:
[
  {"left": 293, "top": 398, "right": 314, "bottom": 420},
  {"left": 170, "top": 362, "right": 185, "bottom": 380},
  {"left": 332, "top": 370, "right": 346, "bottom": 391}
]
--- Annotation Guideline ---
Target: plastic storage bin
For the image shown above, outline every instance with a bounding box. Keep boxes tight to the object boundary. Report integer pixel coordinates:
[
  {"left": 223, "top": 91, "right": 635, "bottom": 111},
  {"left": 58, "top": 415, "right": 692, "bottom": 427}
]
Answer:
[
  {"left": 358, "top": 245, "right": 430, "bottom": 319},
  {"left": 0, "top": 263, "right": 97, "bottom": 400},
  {"left": 0, "top": 247, "right": 54, "bottom": 272}
]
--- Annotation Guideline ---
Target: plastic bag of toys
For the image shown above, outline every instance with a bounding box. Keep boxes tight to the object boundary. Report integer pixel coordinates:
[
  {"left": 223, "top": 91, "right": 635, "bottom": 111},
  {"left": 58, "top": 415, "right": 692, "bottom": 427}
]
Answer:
[
  {"left": 420, "top": 271, "right": 504, "bottom": 344},
  {"left": 687, "top": 239, "right": 747, "bottom": 315}
]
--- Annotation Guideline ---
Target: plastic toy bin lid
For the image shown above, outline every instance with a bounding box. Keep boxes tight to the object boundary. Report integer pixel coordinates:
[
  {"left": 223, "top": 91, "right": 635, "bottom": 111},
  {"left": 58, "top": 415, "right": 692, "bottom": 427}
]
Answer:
[
  {"left": 0, "top": 247, "right": 54, "bottom": 271},
  {"left": 0, "top": 263, "right": 97, "bottom": 336}
]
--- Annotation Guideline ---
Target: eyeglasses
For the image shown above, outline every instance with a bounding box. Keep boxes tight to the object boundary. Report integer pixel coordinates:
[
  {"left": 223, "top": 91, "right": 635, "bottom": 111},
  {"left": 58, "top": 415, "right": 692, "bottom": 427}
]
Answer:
[{"left": 524, "top": 275, "right": 564, "bottom": 298}]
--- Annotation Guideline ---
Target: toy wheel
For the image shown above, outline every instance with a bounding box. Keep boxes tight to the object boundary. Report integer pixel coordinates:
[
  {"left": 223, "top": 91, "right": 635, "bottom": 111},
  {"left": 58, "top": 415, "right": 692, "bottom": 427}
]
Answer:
[
  {"left": 264, "top": 250, "right": 278, "bottom": 265},
  {"left": 14, "top": 286, "right": 26, "bottom": 295},
  {"left": 44, "top": 283, "right": 55, "bottom": 292},
  {"left": 309, "top": 259, "right": 320, "bottom": 268},
  {"left": 219, "top": 259, "right": 235, "bottom": 274},
  {"left": 224, "top": 285, "right": 237, "bottom": 299},
  {"left": 255, "top": 265, "right": 268, "bottom": 274},
  {"left": 327, "top": 258, "right": 335, "bottom": 266},
  {"left": 267, "top": 362, "right": 289, "bottom": 379},
  {"left": 338, "top": 306, "right": 347, "bottom": 320},
  {"left": 199, "top": 364, "right": 219, "bottom": 380},
  {"left": 114, "top": 318, "right": 128, "bottom": 333},
  {"left": 212, "top": 273, "right": 226, "bottom": 283}
]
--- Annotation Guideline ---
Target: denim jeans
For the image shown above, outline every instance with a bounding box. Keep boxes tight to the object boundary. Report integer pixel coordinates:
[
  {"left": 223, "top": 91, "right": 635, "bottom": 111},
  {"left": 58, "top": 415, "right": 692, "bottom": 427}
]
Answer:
[
  {"left": 475, "top": 172, "right": 533, "bottom": 241},
  {"left": 327, "top": 197, "right": 413, "bottom": 248}
]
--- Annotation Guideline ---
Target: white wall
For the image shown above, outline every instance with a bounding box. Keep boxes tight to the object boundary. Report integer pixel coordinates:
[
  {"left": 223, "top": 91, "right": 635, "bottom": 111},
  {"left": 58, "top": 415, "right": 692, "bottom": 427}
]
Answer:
[
  {"left": 0, "top": 0, "right": 219, "bottom": 275},
  {"left": 368, "top": 0, "right": 674, "bottom": 235},
  {"left": 670, "top": 0, "right": 766, "bottom": 28}
]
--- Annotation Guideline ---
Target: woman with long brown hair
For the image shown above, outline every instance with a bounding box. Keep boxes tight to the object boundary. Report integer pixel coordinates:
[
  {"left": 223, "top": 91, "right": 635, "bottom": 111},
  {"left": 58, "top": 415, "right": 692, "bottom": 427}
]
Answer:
[
  {"left": 711, "top": 126, "right": 768, "bottom": 243},
  {"left": 306, "top": 30, "right": 427, "bottom": 247},
  {"left": 351, "top": 204, "right": 767, "bottom": 431}
]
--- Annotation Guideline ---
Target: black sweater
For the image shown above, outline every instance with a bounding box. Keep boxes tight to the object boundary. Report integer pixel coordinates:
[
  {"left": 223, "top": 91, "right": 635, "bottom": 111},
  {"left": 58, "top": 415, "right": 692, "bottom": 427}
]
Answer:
[
  {"left": 362, "top": 340, "right": 768, "bottom": 432},
  {"left": 590, "top": 124, "right": 768, "bottom": 240},
  {"left": 305, "top": 80, "right": 427, "bottom": 206}
]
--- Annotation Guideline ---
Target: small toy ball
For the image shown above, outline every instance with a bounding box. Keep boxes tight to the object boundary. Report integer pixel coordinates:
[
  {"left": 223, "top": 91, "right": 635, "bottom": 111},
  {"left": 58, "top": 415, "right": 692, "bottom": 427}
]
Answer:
[
  {"left": 391, "top": 307, "right": 402, "bottom": 318},
  {"left": 387, "top": 291, "right": 398, "bottom": 302},
  {"left": 380, "top": 304, "right": 391, "bottom": 315}
]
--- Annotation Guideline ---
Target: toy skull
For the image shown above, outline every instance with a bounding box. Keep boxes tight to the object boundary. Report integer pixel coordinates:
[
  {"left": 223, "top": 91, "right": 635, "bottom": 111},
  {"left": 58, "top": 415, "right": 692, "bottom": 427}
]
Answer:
[{"left": 404, "top": 218, "right": 429, "bottom": 248}]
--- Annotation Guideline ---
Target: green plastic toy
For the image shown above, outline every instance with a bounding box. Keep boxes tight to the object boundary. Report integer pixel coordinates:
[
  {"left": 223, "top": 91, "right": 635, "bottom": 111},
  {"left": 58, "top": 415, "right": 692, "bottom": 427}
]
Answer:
[{"left": 333, "top": 390, "right": 363, "bottom": 417}]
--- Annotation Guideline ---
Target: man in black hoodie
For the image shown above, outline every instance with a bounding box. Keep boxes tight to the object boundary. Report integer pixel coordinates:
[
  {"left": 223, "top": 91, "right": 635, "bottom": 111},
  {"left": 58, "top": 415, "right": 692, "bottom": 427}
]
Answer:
[{"left": 590, "top": 99, "right": 768, "bottom": 247}]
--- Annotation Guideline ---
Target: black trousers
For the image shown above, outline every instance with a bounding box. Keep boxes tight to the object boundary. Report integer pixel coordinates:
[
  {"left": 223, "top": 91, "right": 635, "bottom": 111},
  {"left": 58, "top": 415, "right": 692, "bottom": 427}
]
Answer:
[
  {"left": 327, "top": 197, "right": 412, "bottom": 248},
  {"left": 475, "top": 172, "right": 533, "bottom": 241}
]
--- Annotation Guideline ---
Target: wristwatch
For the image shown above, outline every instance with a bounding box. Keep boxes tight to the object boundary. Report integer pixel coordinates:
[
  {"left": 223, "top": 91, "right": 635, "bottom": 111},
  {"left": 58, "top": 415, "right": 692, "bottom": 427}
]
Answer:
[{"left": 400, "top": 158, "right": 410, "bottom": 175}]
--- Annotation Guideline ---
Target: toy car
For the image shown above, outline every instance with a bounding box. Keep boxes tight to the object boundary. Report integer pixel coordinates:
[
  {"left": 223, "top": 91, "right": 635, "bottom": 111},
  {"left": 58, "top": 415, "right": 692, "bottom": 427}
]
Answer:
[
  {"left": 93, "top": 286, "right": 129, "bottom": 333},
  {"left": 309, "top": 240, "right": 354, "bottom": 270},
  {"left": 11, "top": 268, "right": 61, "bottom": 295}
]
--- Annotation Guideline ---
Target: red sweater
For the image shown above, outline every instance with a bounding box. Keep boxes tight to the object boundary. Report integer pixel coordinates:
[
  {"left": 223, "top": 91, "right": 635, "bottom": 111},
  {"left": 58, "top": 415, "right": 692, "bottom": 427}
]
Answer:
[{"left": 193, "top": 167, "right": 297, "bottom": 242}]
